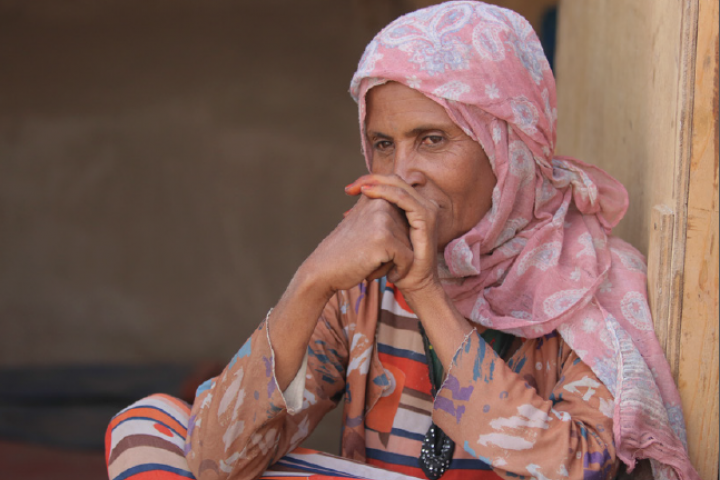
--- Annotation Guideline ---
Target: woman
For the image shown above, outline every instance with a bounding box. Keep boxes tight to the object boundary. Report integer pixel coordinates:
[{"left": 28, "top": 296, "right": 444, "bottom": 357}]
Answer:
[{"left": 106, "top": 3, "right": 698, "bottom": 480}]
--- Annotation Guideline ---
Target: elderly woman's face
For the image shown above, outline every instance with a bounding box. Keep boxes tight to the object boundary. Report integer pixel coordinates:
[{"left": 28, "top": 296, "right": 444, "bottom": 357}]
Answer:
[{"left": 365, "top": 82, "right": 496, "bottom": 250}]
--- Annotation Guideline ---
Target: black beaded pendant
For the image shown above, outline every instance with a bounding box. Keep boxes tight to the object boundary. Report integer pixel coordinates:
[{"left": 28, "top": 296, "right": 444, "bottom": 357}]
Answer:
[
  {"left": 416, "top": 322, "right": 512, "bottom": 480},
  {"left": 419, "top": 423, "right": 455, "bottom": 480}
]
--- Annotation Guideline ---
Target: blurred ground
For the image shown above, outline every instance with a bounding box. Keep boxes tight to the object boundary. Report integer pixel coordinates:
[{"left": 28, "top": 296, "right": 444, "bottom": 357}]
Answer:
[{"left": 0, "top": 441, "right": 107, "bottom": 480}]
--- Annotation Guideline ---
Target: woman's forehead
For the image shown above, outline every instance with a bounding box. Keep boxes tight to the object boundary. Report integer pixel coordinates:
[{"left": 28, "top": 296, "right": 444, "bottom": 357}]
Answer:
[
  {"left": 367, "top": 83, "right": 448, "bottom": 119},
  {"left": 365, "top": 82, "right": 461, "bottom": 133}
]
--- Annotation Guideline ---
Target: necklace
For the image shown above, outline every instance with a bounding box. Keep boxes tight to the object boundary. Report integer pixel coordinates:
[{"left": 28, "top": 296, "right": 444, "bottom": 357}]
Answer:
[{"left": 417, "top": 323, "right": 513, "bottom": 480}]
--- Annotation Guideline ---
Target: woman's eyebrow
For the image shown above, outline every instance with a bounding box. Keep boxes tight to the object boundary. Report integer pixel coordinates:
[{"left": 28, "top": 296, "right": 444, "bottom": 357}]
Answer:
[
  {"left": 408, "top": 125, "right": 451, "bottom": 136},
  {"left": 366, "top": 130, "right": 391, "bottom": 139},
  {"left": 366, "top": 125, "right": 452, "bottom": 139}
]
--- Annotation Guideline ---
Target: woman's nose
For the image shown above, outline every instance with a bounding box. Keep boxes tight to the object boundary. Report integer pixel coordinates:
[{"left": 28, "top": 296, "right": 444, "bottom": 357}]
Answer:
[{"left": 392, "top": 146, "right": 425, "bottom": 187}]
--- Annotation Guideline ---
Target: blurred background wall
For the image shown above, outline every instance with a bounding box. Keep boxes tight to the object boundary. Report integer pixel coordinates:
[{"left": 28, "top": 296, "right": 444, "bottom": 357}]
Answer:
[
  {"left": 0, "top": 0, "right": 558, "bottom": 465},
  {"left": 0, "top": 0, "right": 374, "bottom": 367},
  {"left": 0, "top": 0, "right": 558, "bottom": 366}
]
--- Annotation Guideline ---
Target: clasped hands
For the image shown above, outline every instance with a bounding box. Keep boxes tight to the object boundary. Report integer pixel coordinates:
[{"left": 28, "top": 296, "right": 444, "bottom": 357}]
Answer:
[{"left": 303, "top": 174, "right": 443, "bottom": 307}]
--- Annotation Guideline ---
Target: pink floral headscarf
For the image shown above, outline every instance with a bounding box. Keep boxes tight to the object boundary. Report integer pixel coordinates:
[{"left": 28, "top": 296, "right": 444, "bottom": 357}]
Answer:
[{"left": 350, "top": 3, "right": 698, "bottom": 480}]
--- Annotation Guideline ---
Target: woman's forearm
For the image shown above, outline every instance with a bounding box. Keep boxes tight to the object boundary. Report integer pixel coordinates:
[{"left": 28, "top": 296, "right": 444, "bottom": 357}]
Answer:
[
  {"left": 186, "top": 272, "right": 350, "bottom": 480},
  {"left": 431, "top": 331, "right": 617, "bottom": 480},
  {"left": 402, "top": 282, "right": 476, "bottom": 373},
  {"left": 267, "top": 261, "right": 336, "bottom": 391}
]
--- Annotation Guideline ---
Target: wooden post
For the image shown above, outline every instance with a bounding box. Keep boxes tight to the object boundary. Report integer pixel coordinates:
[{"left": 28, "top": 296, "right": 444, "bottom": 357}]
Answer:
[
  {"left": 677, "top": 0, "right": 719, "bottom": 476},
  {"left": 555, "top": 1, "right": 719, "bottom": 479}
]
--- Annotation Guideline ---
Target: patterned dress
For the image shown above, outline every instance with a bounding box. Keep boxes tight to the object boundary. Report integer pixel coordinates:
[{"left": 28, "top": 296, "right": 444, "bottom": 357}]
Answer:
[{"left": 184, "top": 279, "right": 617, "bottom": 480}]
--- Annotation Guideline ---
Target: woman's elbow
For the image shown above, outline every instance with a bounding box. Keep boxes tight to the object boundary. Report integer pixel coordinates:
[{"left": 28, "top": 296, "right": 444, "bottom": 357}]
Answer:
[{"left": 185, "top": 416, "right": 281, "bottom": 480}]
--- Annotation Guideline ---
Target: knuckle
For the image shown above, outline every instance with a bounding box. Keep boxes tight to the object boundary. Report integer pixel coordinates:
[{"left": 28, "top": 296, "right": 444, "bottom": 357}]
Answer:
[
  {"left": 396, "top": 189, "right": 411, "bottom": 201},
  {"left": 368, "top": 197, "right": 388, "bottom": 211},
  {"left": 369, "top": 225, "right": 390, "bottom": 244}
]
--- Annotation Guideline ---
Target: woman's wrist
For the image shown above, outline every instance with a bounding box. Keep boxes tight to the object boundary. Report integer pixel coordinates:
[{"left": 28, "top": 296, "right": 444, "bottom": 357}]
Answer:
[
  {"left": 399, "top": 278, "right": 446, "bottom": 312},
  {"left": 269, "top": 264, "right": 336, "bottom": 391},
  {"left": 402, "top": 282, "right": 474, "bottom": 370},
  {"left": 292, "top": 258, "right": 337, "bottom": 306}
]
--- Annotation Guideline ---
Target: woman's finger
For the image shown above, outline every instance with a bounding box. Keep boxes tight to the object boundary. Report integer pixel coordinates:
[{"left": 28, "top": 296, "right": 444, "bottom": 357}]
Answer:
[
  {"left": 344, "top": 174, "right": 378, "bottom": 195},
  {"left": 359, "top": 183, "right": 438, "bottom": 241},
  {"left": 366, "top": 262, "right": 394, "bottom": 283},
  {"left": 347, "top": 174, "right": 426, "bottom": 207},
  {"left": 385, "top": 235, "right": 415, "bottom": 282},
  {"left": 366, "top": 226, "right": 413, "bottom": 282}
]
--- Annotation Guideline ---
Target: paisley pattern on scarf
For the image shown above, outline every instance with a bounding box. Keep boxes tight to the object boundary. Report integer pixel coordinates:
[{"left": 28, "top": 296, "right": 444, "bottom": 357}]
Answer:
[{"left": 350, "top": 3, "right": 697, "bottom": 480}]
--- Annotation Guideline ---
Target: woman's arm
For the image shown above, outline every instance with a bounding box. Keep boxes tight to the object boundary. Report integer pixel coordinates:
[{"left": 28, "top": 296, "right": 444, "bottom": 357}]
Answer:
[
  {"left": 269, "top": 191, "right": 414, "bottom": 391},
  {"left": 185, "top": 288, "right": 351, "bottom": 480},
  {"left": 186, "top": 190, "right": 412, "bottom": 480},
  {"left": 433, "top": 330, "right": 616, "bottom": 480},
  {"left": 267, "top": 265, "right": 339, "bottom": 392}
]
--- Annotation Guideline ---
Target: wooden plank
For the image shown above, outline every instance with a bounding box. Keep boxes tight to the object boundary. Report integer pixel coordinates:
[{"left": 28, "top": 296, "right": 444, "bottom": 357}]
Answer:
[
  {"left": 677, "top": 0, "right": 720, "bottom": 478},
  {"left": 555, "top": 0, "right": 699, "bottom": 396},
  {"left": 678, "top": 208, "right": 719, "bottom": 480},
  {"left": 647, "top": 204, "right": 680, "bottom": 380}
]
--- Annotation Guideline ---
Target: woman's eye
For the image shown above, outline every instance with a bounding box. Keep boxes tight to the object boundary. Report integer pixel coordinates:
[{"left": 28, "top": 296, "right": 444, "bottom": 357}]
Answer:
[
  {"left": 422, "top": 135, "right": 444, "bottom": 145},
  {"left": 374, "top": 140, "right": 393, "bottom": 151}
]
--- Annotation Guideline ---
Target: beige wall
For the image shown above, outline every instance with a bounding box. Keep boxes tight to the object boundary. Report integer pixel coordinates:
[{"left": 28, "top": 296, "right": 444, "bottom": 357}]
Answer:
[
  {"left": 0, "top": 0, "right": 560, "bottom": 364},
  {"left": 0, "top": 0, "right": 373, "bottom": 367},
  {"left": 555, "top": 1, "right": 689, "bottom": 257}
]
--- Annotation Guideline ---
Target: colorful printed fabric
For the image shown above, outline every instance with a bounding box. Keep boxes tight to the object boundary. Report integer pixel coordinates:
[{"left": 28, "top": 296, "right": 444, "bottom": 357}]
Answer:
[
  {"left": 367, "top": 281, "right": 616, "bottom": 480},
  {"left": 349, "top": 3, "right": 697, "bottom": 480},
  {"left": 106, "top": 394, "right": 195, "bottom": 480},
  {"left": 185, "top": 280, "right": 617, "bottom": 480},
  {"left": 366, "top": 280, "right": 502, "bottom": 479}
]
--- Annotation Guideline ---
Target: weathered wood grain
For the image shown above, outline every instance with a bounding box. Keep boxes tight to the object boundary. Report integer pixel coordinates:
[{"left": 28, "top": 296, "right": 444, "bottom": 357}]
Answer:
[
  {"left": 677, "top": 0, "right": 720, "bottom": 478},
  {"left": 648, "top": 204, "right": 680, "bottom": 380}
]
